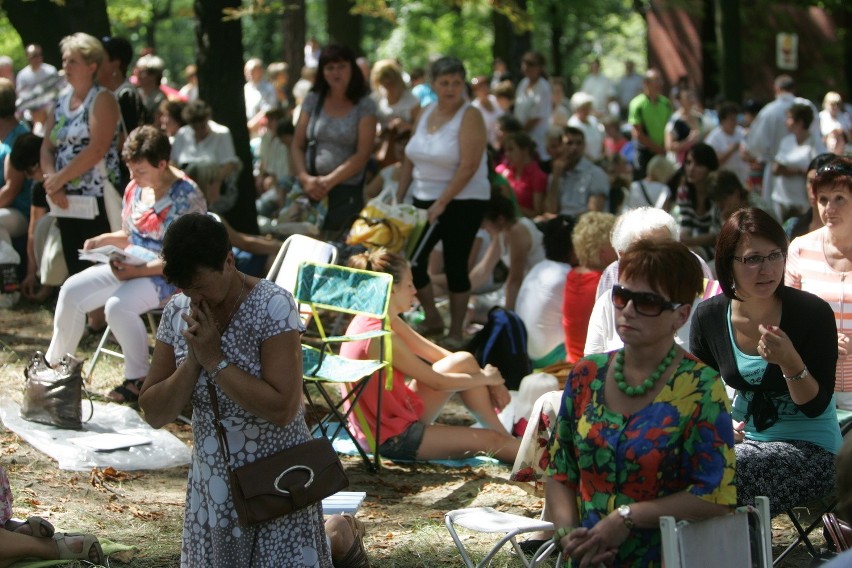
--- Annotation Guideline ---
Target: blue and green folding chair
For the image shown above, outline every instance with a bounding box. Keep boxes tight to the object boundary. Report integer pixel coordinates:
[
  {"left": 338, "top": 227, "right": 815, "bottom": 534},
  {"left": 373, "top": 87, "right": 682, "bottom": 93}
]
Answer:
[{"left": 294, "top": 261, "right": 394, "bottom": 473}]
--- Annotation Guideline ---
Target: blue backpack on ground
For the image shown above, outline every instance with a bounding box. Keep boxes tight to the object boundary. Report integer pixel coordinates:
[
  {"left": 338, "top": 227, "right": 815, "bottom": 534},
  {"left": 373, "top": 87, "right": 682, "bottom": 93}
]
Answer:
[{"left": 464, "top": 307, "right": 532, "bottom": 391}]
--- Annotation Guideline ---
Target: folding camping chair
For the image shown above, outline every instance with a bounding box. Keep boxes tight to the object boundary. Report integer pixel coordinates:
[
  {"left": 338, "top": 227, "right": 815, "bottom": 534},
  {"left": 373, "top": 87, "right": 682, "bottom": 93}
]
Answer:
[
  {"left": 294, "top": 261, "right": 393, "bottom": 473},
  {"left": 444, "top": 507, "right": 562, "bottom": 568},
  {"left": 265, "top": 233, "right": 339, "bottom": 317},
  {"left": 773, "top": 409, "right": 852, "bottom": 565},
  {"left": 85, "top": 310, "right": 160, "bottom": 380},
  {"left": 661, "top": 496, "right": 773, "bottom": 568}
]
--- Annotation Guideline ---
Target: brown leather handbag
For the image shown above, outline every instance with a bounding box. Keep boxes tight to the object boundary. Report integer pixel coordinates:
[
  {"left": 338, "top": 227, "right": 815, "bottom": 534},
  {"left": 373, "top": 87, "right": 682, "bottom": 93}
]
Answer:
[
  {"left": 823, "top": 512, "right": 852, "bottom": 552},
  {"left": 207, "top": 382, "right": 349, "bottom": 526},
  {"left": 21, "top": 351, "right": 92, "bottom": 430}
]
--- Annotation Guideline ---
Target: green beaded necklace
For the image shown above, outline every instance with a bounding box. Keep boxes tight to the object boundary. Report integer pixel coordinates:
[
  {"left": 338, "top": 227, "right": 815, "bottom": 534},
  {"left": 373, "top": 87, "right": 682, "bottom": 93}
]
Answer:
[{"left": 614, "top": 344, "right": 678, "bottom": 397}]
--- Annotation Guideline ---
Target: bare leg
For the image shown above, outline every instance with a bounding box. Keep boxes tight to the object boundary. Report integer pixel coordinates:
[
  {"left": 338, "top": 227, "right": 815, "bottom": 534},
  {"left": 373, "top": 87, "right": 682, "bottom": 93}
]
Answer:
[
  {"left": 415, "top": 283, "right": 444, "bottom": 331},
  {"left": 417, "top": 423, "right": 519, "bottom": 463},
  {"left": 0, "top": 530, "right": 57, "bottom": 568}
]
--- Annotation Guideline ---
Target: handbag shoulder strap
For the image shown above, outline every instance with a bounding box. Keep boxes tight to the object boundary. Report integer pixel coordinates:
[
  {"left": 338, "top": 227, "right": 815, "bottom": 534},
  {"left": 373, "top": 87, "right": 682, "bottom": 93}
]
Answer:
[
  {"left": 306, "top": 93, "right": 324, "bottom": 176},
  {"left": 638, "top": 181, "right": 654, "bottom": 206},
  {"left": 205, "top": 381, "right": 234, "bottom": 467}
]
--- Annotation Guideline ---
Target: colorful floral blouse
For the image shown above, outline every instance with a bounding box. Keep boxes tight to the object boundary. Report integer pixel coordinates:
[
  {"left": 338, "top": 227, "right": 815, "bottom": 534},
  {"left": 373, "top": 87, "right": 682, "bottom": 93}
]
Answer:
[
  {"left": 121, "top": 174, "right": 206, "bottom": 302},
  {"left": 544, "top": 352, "right": 736, "bottom": 567}
]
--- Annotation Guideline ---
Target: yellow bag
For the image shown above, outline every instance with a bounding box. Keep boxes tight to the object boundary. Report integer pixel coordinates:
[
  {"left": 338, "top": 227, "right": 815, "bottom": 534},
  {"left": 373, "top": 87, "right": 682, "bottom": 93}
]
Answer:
[{"left": 346, "top": 185, "right": 420, "bottom": 253}]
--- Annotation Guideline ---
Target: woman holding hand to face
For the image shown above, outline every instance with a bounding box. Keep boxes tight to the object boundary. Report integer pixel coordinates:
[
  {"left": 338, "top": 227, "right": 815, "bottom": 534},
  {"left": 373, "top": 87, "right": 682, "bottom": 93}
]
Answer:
[{"left": 692, "top": 207, "right": 840, "bottom": 516}]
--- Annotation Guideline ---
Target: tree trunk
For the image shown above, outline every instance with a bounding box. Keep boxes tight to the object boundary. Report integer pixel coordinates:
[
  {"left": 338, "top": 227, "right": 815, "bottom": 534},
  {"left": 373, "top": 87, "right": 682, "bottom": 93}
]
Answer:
[
  {"left": 492, "top": 1, "right": 531, "bottom": 85},
  {"left": 327, "top": 0, "right": 361, "bottom": 52},
  {"left": 2, "top": 0, "right": 76, "bottom": 67},
  {"left": 549, "top": 3, "right": 564, "bottom": 81},
  {"left": 715, "top": 0, "right": 742, "bottom": 103},
  {"left": 64, "top": 0, "right": 111, "bottom": 39},
  {"left": 195, "top": 0, "right": 258, "bottom": 234},
  {"left": 282, "top": 0, "right": 307, "bottom": 110}
]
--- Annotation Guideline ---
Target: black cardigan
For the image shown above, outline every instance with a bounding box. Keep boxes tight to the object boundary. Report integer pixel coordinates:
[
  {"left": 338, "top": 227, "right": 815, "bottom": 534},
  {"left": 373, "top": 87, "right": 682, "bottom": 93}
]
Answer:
[{"left": 690, "top": 286, "right": 837, "bottom": 417}]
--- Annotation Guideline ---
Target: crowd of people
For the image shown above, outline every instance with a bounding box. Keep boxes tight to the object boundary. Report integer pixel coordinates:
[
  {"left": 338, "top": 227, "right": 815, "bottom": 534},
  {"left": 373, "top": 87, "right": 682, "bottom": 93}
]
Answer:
[{"left": 2, "top": 32, "right": 852, "bottom": 567}]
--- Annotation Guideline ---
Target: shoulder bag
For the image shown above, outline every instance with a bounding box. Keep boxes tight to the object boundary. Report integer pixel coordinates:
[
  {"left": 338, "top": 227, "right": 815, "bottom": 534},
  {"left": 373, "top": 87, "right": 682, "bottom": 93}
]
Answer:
[
  {"left": 21, "top": 351, "right": 92, "bottom": 430},
  {"left": 206, "top": 381, "right": 348, "bottom": 526}
]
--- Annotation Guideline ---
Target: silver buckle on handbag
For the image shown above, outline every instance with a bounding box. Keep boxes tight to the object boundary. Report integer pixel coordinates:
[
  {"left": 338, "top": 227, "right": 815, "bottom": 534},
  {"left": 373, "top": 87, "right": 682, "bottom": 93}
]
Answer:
[{"left": 274, "top": 466, "right": 314, "bottom": 494}]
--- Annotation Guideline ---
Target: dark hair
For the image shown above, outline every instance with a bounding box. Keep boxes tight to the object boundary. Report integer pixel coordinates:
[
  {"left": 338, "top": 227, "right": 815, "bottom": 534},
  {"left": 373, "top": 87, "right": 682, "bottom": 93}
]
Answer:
[
  {"left": 505, "top": 131, "right": 536, "bottom": 154},
  {"left": 706, "top": 169, "right": 747, "bottom": 203},
  {"left": 787, "top": 103, "right": 814, "bottom": 129},
  {"left": 717, "top": 101, "right": 741, "bottom": 122},
  {"left": 563, "top": 125, "right": 586, "bottom": 142},
  {"left": 162, "top": 213, "right": 231, "bottom": 289},
  {"left": 483, "top": 188, "right": 517, "bottom": 223},
  {"left": 100, "top": 36, "right": 133, "bottom": 75},
  {"left": 159, "top": 99, "right": 187, "bottom": 127},
  {"left": 742, "top": 99, "right": 763, "bottom": 116},
  {"left": 430, "top": 56, "right": 466, "bottom": 82},
  {"left": 121, "top": 125, "right": 172, "bottom": 165},
  {"left": 181, "top": 99, "right": 211, "bottom": 125},
  {"left": 9, "top": 132, "right": 42, "bottom": 172},
  {"left": 619, "top": 239, "right": 703, "bottom": 306},
  {"left": 410, "top": 67, "right": 426, "bottom": 82},
  {"left": 542, "top": 215, "right": 575, "bottom": 263},
  {"left": 276, "top": 119, "right": 295, "bottom": 138},
  {"left": 312, "top": 44, "right": 368, "bottom": 104},
  {"left": 347, "top": 247, "right": 408, "bottom": 284},
  {"left": 497, "top": 113, "right": 523, "bottom": 133},
  {"left": 714, "top": 207, "right": 788, "bottom": 301},
  {"left": 687, "top": 143, "right": 720, "bottom": 171},
  {"left": 812, "top": 156, "right": 852, "bottom": 197},
  {"left": 774, "top": 74, "right": 795, "bottom": 92}
]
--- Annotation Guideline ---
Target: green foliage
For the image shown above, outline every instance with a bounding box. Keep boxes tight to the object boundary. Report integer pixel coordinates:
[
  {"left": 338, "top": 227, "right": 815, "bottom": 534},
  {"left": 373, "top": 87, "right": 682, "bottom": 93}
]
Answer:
[{"left": 0, "top": 11, "right": 26, "bottom": 67}]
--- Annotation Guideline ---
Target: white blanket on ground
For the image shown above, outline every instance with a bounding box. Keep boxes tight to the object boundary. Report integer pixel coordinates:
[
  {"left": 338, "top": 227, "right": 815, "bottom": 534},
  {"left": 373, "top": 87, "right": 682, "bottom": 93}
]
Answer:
[{"left": 0, "top": 400, "right": 190, "bottom": 471}]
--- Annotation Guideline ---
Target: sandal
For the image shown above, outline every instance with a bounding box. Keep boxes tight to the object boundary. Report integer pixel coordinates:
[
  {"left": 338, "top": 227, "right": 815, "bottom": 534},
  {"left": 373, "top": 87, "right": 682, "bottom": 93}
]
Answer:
[
  {"left": 108, "top": 378, "right": 144, "bottom": 404},
  {"left": 5, "top": 516, "right": 55, "bottom": 537},
  {"left": 336, "top": 513, "right": 370, "bottom": 568},
  {"left": 53, "top": 532, "right": 104, "bottom": 564}
]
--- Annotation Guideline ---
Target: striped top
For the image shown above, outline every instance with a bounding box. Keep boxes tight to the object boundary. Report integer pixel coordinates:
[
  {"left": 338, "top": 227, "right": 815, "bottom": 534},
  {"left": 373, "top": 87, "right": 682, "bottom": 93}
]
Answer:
[{"left": 786, "top": 226, "right": 852, "bottom": 391}]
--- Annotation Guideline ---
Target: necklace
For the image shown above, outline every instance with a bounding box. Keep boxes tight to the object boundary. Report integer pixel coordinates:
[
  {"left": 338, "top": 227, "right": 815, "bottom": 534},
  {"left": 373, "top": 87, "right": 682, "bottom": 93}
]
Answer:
[
  {"left": 614, "top": 344, "right": 677, "bottom": 397},
  {"left": 218, "top": 271, "right": 246, "bottom": 332}
]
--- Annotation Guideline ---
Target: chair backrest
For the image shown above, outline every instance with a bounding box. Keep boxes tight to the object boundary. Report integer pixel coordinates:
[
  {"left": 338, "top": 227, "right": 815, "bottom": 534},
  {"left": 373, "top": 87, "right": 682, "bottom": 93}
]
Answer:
[
  {"left": 266, "top": 234, "right": 339, "bottom": 293},
  {"left": 294, "top": 261, "right": 393, "bottom": 321},
  {"left": 660, "top": 496, "right": 772, "bottom": 568}
]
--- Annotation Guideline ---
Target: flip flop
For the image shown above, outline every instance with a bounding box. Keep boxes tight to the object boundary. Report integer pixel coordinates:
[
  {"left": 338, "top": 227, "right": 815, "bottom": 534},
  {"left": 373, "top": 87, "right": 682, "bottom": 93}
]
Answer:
[
  {"left": 53, "top": 532, "right": 104, "bottom": 564},
  {"left": 108, "top": 378, "right": 144, "bottom": 404},
  {"left": 5, "top": 516, "right": 55, "bottom": 537}
]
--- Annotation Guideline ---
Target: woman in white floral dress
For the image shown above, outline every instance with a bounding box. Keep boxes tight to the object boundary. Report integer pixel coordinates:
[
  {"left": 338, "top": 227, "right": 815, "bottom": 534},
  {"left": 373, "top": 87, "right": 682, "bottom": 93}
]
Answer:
[{"left": 140, "top": 213, "right": 331, "bottom": 567}]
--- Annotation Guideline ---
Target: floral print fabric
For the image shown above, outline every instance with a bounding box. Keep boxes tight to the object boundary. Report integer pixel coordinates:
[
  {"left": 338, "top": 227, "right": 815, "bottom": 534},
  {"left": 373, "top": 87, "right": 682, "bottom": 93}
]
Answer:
[
  {"left": 0, "top": 465, "right": 11, "bottom": 525},
  {"left": 544, "top": 352, "right": 736, "bottom": 566}
]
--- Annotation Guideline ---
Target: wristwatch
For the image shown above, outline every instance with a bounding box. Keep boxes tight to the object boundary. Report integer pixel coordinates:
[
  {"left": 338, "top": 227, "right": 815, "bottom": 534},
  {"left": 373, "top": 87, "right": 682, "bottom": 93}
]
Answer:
[
  {"left": 617, "top": 504, "right": 635, "bottom": 530},
  {"left": 208, "top": 358, "right": 230, "bottom": 381}
]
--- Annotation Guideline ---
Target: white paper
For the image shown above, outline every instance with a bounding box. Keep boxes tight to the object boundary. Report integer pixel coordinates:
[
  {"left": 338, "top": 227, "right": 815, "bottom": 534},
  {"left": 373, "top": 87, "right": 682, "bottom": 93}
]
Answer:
[
  {"left": 78, "top": 245, "right": 150, "bottom": 266},
  {"left": 47, "top": 194, "right": 98, "bottom": 219},
  {"left": 68, "top": 433, "right": 153, "bottom": 452}
]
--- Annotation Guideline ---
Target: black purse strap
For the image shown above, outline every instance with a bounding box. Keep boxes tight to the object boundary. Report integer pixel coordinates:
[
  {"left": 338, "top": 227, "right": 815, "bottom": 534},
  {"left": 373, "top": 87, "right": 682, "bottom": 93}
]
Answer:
[
  {"left": 638, "top": 181, "right": 654, "bottom": 206},
  {"left": 306, "top": 93, "right": 324, "bottom": 177},
  {"left": 205, "top": 380, "right": 235, "bottom": 468}
]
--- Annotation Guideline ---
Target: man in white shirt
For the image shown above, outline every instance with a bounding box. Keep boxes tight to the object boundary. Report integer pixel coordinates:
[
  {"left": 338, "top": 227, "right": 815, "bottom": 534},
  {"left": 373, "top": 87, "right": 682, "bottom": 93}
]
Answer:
[
  {"left": 744, "top": 74, "right": 824, "bottom": 201},
  {"left": 579, "top": 58, "right": 615, "bottom": 115},
  {"left": 15, "top": 44, "right": 57, "bottom": 98},
  {"left": 705, "top": 102, "right": 750, "bottom": 185},
  {"left": 567, "top": 92, "right": 604, "bottom": 161}
]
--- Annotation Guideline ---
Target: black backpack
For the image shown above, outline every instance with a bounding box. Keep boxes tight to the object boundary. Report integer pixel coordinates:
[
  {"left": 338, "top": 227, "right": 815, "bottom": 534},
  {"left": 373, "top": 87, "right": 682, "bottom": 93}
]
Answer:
[{"left": 464, "top": 307, "right": 532, "bottom": 391}]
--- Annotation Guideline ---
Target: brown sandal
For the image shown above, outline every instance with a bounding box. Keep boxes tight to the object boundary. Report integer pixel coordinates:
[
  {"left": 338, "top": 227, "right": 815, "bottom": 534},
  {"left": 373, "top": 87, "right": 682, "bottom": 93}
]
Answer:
[
  {"left": 53, "top": 532, "right": 104, "bottom": 564},
  {"left": 336, "top": 513, "right": 370, "bottom": 568},
  {"left": 5, "top": 516, "right": 55, "bottom": 537}
]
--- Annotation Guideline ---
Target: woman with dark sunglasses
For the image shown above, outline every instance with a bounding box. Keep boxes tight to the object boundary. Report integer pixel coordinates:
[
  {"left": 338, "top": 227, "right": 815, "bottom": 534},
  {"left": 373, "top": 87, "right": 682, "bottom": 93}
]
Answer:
[
  {"left": 786, "top": 157, "right": 852, "bottom": 410},
  {"left": 691, "top": 207, "right": 840, "bottom": 518},
  {"left": 544, "top": 238, "right": 735, "bottom": 566}
]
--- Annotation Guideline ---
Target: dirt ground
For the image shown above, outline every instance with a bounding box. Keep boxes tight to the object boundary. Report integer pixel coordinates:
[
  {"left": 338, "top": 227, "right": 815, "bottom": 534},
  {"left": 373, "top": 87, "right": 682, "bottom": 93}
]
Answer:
[{"left": 0, "top": 300, "right": 828, "bottom": 567}]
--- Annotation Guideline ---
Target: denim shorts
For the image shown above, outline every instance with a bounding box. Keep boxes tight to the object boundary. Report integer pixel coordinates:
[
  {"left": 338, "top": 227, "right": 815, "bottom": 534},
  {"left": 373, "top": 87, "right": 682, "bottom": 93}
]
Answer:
[{"left": 378, "top": 421, "right": 425, "bottom": 461}]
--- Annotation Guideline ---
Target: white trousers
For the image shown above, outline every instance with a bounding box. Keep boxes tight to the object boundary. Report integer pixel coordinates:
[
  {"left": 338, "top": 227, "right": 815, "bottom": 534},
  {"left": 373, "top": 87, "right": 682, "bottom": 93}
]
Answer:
[
  {"left": 0, "top": 207, "right": 27, "bottom": 244},
  {"left": 46, "top": 264, "right": 160, "bottom": 379}
]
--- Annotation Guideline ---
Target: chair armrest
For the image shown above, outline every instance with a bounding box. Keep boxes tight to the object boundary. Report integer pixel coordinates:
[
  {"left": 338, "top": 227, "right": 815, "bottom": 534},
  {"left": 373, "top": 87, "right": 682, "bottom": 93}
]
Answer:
[{"left": 323, "top": 329, "right": 390, "bottom": 343}]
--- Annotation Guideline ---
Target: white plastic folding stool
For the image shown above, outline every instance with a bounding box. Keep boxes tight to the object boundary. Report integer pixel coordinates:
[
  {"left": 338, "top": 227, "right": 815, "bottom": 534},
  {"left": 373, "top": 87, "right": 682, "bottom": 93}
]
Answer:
[{"left": 445, "top": 506, "right": 562, "bottom": 568}]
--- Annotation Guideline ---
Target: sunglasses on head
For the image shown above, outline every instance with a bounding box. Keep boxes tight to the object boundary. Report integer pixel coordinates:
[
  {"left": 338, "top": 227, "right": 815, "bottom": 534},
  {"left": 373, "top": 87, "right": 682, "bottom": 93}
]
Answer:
[
  {"left": 817, "top": 162, "right": 852, "bottom": 176},
  {"left": 611, "top": 284, "right": 682, "bottom": 317}
]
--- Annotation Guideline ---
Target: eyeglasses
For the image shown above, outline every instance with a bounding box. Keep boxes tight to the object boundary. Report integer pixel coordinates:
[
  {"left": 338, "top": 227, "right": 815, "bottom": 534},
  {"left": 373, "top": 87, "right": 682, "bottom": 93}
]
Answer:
[
  {"left": 817, "top": 162, "right": 852, "bottom": 176},
  {"left": 611, "top": 284, "right": 682, "bottom": 317},
  {"left": 731, "top": 250, "right": 785, "bottom": 268}
]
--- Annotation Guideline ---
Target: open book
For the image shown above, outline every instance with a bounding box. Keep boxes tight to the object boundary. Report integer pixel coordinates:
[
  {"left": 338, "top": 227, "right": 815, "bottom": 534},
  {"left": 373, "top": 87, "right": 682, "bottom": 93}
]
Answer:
[{"left": 78, "top": 245, "right": 156, "bottom": 266}]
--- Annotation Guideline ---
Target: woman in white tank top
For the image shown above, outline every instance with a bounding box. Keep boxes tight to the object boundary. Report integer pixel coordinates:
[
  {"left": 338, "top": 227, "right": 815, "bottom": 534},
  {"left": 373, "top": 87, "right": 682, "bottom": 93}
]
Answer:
[{"left": 396, "top": 56, "right": 490, "bottom": 349}]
